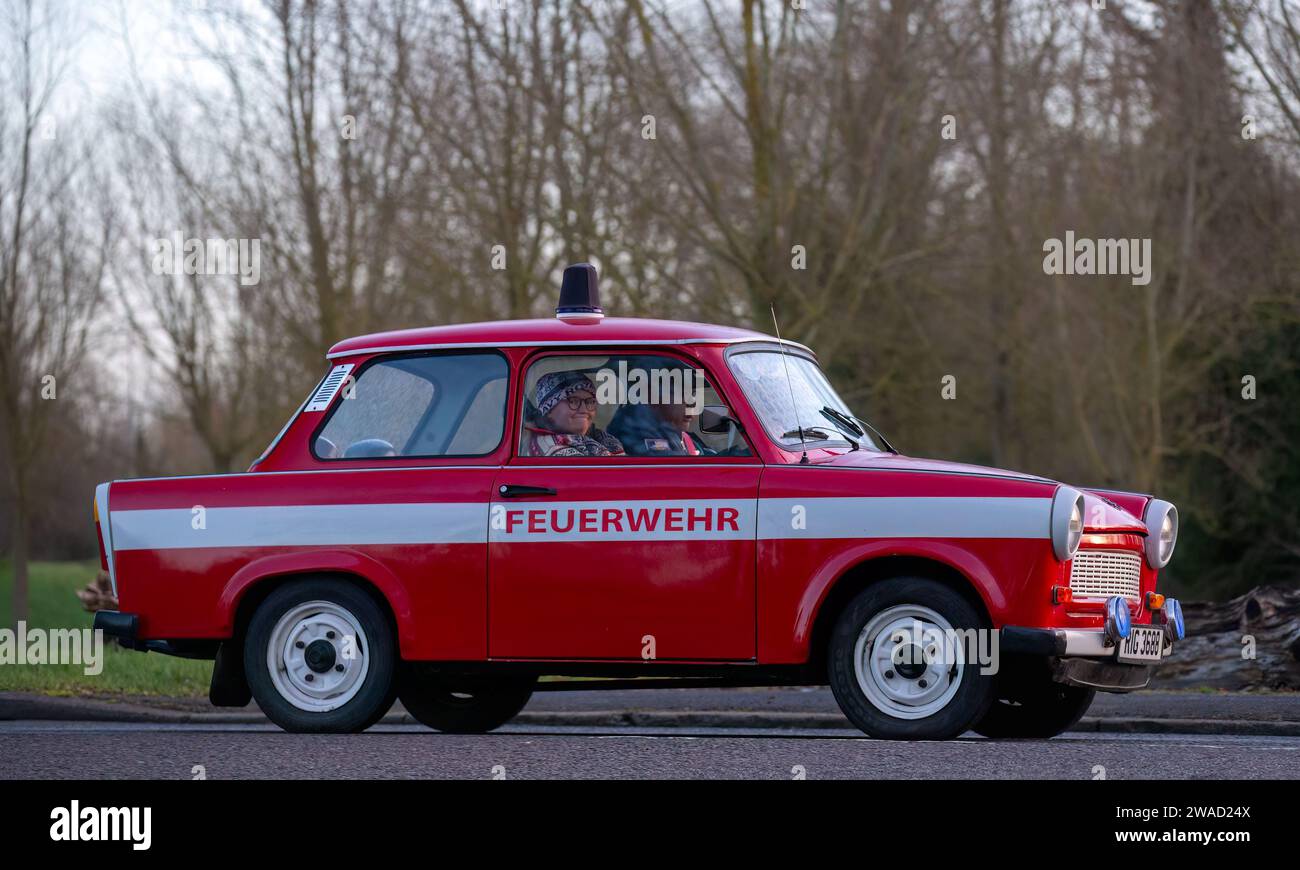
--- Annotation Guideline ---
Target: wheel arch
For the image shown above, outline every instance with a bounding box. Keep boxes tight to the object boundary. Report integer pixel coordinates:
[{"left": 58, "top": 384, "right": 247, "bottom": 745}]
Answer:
[
  {"left": 801, "top": 550, "right": 998, "bottom": 673},
  {"left": 218, "top": 551, "right": 411, "bottom": 656}
]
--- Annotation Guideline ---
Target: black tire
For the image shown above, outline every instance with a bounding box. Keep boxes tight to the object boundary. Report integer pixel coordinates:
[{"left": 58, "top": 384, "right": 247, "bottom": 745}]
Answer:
[
  {"left": 244, "top": 577, "right": 397, "bottom": 734},
  {"left": 398, "top": 665, "right": 536, "bottom": 734},
  {"left": 973, "top": 678, "right": 1095, "bottom": 739},
  {"left": 828, "top": 577, "right": 994, "bottom": 740}
]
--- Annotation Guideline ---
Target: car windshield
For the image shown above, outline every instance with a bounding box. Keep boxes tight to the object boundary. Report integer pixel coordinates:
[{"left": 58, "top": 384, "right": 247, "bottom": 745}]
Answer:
[{"left": 728, "top": 350, "right": 882, "bottom": 451}]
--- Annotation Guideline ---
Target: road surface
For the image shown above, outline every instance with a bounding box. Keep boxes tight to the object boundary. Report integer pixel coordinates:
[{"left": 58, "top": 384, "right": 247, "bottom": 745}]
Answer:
[{"left": 2, "top": 720, "right": 1296, "bottom": 779}]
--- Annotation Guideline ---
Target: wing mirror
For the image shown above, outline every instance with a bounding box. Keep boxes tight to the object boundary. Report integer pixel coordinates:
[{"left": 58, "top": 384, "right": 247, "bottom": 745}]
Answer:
[{"left": 699, "top": 405, "right": 742, "bottom": 434}]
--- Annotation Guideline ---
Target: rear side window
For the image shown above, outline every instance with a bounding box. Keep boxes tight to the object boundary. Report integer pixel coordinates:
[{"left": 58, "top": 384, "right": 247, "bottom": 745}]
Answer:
[{"left": 313, "top": 352, "right": 508, "bottom": 459}]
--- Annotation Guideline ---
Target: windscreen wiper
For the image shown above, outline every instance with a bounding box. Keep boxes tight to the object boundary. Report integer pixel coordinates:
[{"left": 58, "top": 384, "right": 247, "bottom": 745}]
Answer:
[
  {"left": 780, "top": 426, "right": 837, "bottom": 442},
  {"left": 821, "top": 406, "right": 864, "bottom": 435},
  {"left": 849, "top": 414, "right": 898, "bottom": 454},
  {"left": 817, "top": 408, "right": 861, "bottom": 450}
]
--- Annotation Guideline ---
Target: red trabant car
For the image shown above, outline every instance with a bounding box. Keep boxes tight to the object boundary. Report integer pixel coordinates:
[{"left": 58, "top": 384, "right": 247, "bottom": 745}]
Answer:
[{"left": 93, "top": 264, "right": 1184, "bottom": 739}]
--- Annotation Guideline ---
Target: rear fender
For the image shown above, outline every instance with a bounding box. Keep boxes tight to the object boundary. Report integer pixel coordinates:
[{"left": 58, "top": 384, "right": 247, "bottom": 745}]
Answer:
[{"left": 218, "top": 550, "right": 416, "bottom": 656}]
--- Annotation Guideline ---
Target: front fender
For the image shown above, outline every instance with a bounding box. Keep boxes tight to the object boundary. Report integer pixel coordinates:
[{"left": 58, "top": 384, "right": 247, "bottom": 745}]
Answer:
[{"left": 767, "top": 539, "right": 1015, "bottom": 663}]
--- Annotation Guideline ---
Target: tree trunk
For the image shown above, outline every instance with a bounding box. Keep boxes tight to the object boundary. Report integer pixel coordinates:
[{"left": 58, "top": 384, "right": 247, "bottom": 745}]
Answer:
[{"left": 985, "top": 0, "right": 1013, "bottom": 468}]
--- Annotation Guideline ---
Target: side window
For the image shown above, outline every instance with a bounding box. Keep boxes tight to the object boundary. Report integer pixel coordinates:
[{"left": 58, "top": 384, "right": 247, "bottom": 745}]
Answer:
[
  {"left": 518, "top": 353, "right": 750, "bottom": 459},
  {"left": 445, "top": 377, "right": 509, "bottom": 454},
  {"left": 314, "top": 353, "right": 508, "bottom": 459}
]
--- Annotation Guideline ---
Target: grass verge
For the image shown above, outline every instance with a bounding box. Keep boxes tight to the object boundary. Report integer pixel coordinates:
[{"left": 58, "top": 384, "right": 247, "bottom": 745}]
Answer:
[{"left": 0, "top": 560, "right": 209, "bottom": 697}]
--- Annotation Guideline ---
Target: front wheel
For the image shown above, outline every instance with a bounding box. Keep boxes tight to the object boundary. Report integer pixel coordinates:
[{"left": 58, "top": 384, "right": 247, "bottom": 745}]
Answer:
[
  {"left": 828, "top": 577, "right": 993, "bottom": 740},
  {"left": 398, "top": 666, "right": 536, "bottom": 733}
]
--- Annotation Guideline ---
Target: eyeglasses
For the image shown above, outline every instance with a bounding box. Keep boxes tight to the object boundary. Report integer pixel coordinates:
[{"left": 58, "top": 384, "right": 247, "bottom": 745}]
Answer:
[{"left": 564, "top": 395, "right": 598, "bottom": 411}]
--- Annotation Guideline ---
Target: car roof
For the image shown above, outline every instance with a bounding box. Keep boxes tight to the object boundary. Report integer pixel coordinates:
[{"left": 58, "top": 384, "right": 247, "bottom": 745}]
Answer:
[{"left": 326, "top": 317, "right": 810, "bottom": 359}]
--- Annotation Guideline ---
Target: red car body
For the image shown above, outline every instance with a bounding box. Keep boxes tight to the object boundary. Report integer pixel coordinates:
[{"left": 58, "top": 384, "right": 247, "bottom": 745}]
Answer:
[{"left": 93, "top": 285, "right": 1183, "bottom": 738}]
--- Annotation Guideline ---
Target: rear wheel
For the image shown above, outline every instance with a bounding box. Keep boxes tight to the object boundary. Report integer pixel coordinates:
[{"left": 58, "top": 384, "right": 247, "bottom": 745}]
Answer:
[
  {"left": 399, "top": 666, "right": 536, "bottom": 734},
  {"left": 828, "top": 577, "right": 993, "bottom": 740},
  {"left": 244, "top": 578, "right": 397, "bottom": 733}
]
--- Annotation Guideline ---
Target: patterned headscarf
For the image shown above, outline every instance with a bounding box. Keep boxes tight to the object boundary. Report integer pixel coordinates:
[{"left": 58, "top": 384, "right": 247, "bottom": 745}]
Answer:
[{"left": 535, "top": 371, "right": 598, "bottom": 417}]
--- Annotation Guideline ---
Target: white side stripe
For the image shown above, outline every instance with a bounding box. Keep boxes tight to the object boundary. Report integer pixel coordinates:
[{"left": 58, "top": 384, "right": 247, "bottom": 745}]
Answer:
[
  {"left": 108, "top": 496, "right": 1053, "bottom": 551},
  {"left": 111, "top": 503, "right": 487, "bottom": 551},
  {"left": 757, "top": 497, "right": 1051, "bottom": 540}
]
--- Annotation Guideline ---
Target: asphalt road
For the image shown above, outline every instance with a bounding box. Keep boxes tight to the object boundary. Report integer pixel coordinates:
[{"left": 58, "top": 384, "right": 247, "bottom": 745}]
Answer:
[
  {"left": 522, "top": 686, "right": 1300, "bottom": 722},
  {"left": 2, "top": 721, "right": 1296, "bottom": 779}
]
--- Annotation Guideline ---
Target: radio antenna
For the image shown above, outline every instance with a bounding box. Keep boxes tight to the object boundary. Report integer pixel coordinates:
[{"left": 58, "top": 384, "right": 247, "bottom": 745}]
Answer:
[{"left": 771, "top": 305, "right": 809, "bottom": 464}]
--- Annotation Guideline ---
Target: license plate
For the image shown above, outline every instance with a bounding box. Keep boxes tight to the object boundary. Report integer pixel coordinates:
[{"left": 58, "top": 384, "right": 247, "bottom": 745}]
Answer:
[{"left": 1117, "top": 626, "right": 1165, "bottom": 663}]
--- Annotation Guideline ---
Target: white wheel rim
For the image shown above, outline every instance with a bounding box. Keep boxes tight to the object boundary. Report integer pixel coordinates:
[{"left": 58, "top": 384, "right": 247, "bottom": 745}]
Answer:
[
  {"left": 853, "top": 604, "right": 965, "bottom": 720},
  {"left": 267, "top": 600, "right": 370, "bottom": 713}
]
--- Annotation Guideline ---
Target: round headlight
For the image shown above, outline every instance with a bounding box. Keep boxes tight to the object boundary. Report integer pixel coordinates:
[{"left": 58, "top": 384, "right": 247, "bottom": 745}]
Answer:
[
  {"left": 1143, "top": 500, "right": 1178, "bottom": 569},
  {"left": 1051, "top": 486, "right": 1086, "bottom": 562},
  {"left": 1068, "top": 499, "right": 1083, "bottom": 556}
]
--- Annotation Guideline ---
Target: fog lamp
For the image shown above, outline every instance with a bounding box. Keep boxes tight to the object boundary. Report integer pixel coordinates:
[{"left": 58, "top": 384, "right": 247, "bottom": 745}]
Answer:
[
  {"left": 1163, "top": 597, "right": 1185, "bottom": 642},
  {"left": 1104, "top": 595, "right": 1131, "bottom": 645}
]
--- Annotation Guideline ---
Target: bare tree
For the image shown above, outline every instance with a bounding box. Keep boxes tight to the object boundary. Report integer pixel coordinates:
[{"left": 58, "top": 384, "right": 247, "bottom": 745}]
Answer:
[
  {"left": 2, "top": 0, "right": 1292, "bottom": 600},
  {"left": 0, "top": 0, "right": 112, "bottom": 625}
]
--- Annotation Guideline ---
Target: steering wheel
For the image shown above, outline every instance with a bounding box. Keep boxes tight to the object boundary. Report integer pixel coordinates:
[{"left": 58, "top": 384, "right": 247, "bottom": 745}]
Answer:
[{"left": 343, "top": 438, "right": 397, "bottom": 459}]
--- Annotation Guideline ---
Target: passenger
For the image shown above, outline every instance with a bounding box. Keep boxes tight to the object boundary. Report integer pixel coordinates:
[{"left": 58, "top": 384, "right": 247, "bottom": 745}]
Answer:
[
  {"left": 608, "top": 399, "right": 710, "bottom": 457},
  {"left": 524, "top": 372, "right": 626, "bottom": 457}
]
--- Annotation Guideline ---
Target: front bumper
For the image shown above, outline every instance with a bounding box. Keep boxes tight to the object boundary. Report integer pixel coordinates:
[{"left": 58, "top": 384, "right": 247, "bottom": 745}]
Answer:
[
  {"left": 999, "top": 625, "right": 1174, "bottom": 693},
  {"left": 1001, "top": 625, "right": 1173, "bottom": 658}
]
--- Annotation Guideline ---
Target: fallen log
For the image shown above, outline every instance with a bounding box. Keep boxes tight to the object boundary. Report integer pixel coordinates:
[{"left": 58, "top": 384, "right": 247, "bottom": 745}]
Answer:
[{"left": 1152, "top": 585, "right": 1300, "bottom": 690}]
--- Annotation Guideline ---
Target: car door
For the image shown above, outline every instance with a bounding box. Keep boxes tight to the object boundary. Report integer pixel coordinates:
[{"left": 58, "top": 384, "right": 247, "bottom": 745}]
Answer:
[{"left": 488, "top": 350, "right": 761, "bottom": 661}]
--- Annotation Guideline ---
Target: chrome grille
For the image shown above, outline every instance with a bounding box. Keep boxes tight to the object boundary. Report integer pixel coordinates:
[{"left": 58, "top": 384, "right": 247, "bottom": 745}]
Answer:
[{"left": 1069, "top": 550, "right": 1142, "bottom": 602}]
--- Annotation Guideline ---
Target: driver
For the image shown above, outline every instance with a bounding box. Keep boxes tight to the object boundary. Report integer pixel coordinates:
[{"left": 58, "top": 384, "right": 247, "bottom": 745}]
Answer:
[
  {"left": 524, "top": 371, "right": 625, "bottom": 457},
  {"left": 608, "top": 396, "right": 710, "bottom": 457},
  {"left": 607, "top": 359, "right": 712, "bottom": 457}
]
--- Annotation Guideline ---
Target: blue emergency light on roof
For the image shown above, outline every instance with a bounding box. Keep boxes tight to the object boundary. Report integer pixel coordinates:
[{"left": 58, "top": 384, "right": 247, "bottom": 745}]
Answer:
[{"left": 556, "top": 262, "right": 603, "bottom": 322}]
